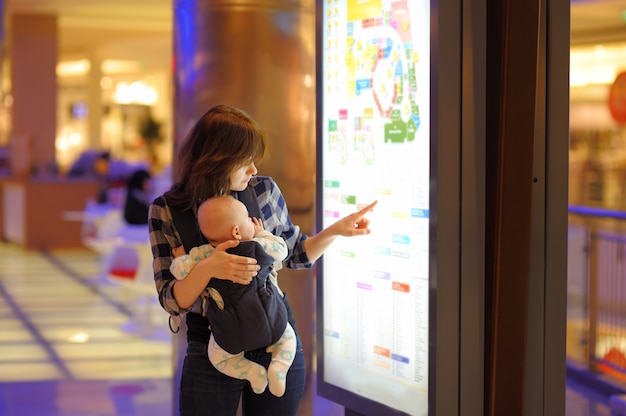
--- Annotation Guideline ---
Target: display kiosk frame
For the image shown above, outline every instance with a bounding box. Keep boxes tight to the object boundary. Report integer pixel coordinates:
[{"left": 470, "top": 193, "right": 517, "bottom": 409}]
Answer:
[{"left": 314, "top": 0, "right": 477, "bottom": 415}]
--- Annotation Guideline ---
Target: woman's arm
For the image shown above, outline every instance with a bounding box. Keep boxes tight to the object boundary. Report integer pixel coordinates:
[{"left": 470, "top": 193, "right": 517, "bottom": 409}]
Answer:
[
  {"left": 303, "top": 200, "right": 377, "bottom": 262},
  {"left": 253, "top": 176, "right": 376, "bottom": 268}
]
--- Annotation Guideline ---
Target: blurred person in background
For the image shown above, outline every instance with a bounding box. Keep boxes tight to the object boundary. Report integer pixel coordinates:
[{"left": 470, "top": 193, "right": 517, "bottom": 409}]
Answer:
[
  {"left": 67, "top": 151, "right": 113, "bottom": 203},
  {"left": 124, "top": 168, "right": 152, "bottom": 225}
]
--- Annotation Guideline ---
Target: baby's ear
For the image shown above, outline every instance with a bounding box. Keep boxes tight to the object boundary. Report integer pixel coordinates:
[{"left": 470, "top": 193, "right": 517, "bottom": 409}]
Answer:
[{"left": 231, "top": 225, "right": 242, "bottom": 240}]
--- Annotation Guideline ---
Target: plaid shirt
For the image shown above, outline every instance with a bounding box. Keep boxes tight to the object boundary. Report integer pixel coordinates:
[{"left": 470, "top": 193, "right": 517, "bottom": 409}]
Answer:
[{"left": 148, "top": 175, "right": 311, "bottom": 316}]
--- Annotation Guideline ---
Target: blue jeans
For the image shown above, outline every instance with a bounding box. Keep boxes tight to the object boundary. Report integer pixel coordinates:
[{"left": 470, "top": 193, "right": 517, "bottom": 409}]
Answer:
[{"left": 179, "top": 337, "right": 305, "bottom": 416}]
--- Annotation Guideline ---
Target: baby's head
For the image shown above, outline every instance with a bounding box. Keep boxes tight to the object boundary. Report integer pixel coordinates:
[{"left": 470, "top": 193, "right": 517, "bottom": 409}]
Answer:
[{"left": 197, "top": 196, "right": 256, "bottom": 245}]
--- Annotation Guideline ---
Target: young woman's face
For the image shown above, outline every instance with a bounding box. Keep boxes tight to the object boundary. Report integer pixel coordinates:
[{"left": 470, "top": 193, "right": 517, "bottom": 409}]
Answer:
[{"left": 229, "top": 160, "right": 257, "bottom": 191}]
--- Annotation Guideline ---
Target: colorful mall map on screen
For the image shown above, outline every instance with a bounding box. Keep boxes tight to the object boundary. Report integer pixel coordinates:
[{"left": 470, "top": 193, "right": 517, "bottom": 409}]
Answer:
[{"left": 320, "top": 0, "right": 430, "bottom": 415}]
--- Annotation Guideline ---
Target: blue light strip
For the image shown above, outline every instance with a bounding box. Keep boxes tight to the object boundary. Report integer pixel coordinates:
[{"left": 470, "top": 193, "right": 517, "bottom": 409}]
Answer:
[{"left": 568, "top": 205, "right": 626, "bottom": 220}]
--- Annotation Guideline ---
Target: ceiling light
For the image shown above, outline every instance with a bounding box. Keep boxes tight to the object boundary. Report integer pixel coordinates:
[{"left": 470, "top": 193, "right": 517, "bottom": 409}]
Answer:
[
  {"left": 101, "top": 60, "right": 144, "bottom": 74},
  {"left": 57, "top": 60, "right": 90, "bottom": 76},
  {"left": 113, "top": 81, "right": 158, "bottom": 105}
]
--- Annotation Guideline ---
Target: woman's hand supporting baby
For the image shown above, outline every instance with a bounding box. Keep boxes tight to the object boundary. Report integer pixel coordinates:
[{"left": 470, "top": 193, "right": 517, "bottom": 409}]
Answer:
[{"left": 172, "top": 240, "right": 260, "bottom": 309}]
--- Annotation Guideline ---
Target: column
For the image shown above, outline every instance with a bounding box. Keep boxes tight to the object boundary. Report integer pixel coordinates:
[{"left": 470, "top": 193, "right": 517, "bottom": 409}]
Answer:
[
  {"left": 10, "top": 13, "right": 57, "bottom": 175},
  {"left": 87, "top": 54, "right": 103, "bottom": 150},
  {"left": 172, "top": 0, "right": 316, "bottom": 412}
]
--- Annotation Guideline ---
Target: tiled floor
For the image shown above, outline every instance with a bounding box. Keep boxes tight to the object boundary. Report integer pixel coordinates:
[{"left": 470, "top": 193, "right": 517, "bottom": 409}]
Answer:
[
  {"left": 0, "top": 243, "right": 174, "bottom": 415},
  {"left": 566, "top": 378, "right": 613, "bottom": 416},
  {"left": 0, "top": 242, "right": 619, "bottom": 415},
  {"left": 0, "top": 242, "right": 342, "bottom": 416}
]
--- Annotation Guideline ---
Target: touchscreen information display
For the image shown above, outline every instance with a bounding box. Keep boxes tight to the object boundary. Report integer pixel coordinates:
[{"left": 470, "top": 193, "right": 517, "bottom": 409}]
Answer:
[{"left": 319, "top": 0, "right": 430, "bottom": 415}]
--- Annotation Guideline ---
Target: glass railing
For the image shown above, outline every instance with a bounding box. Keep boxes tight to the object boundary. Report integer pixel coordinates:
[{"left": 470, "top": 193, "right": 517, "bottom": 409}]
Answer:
[{"left": 568, "top": 205, "right": 626, "bottom": 385}]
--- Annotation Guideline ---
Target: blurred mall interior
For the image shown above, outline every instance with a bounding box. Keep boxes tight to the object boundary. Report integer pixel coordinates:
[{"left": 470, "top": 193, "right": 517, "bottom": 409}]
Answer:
[{"left": 1, "top": 0, "right": 626, "bottom": 415}]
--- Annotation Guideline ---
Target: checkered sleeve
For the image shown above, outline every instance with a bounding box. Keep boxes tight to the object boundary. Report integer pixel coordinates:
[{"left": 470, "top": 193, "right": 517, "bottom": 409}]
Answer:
[
  {"left": 148, "top": 195, "right": 192, "bottom": 316},
  {"left": 252, "top": 176, "right": 313, "bottom": 270}
]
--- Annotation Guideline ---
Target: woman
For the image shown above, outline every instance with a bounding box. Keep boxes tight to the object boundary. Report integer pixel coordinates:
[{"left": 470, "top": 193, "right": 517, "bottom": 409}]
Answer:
[{"left": 148, "top": 104, "right": 376, "bottom": 416}]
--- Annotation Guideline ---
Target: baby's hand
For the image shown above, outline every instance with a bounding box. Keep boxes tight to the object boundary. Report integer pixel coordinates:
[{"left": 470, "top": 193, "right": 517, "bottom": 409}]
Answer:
[
  {"left": 172, "top": 245, "right": 185, "bottom": 258},
  {"left": 251, "top": 217, "right": 264, "bottom": 236}
]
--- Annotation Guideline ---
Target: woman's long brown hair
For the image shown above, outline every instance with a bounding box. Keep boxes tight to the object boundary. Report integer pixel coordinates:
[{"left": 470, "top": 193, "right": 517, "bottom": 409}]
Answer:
[{"left": 168, "top": 105, "right": 267, "bottom": 211}]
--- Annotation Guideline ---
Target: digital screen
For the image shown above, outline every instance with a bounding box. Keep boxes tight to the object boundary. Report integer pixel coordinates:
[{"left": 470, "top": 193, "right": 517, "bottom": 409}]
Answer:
[{"left": 317, "top": 0, "right": 430, "bottom": 415}]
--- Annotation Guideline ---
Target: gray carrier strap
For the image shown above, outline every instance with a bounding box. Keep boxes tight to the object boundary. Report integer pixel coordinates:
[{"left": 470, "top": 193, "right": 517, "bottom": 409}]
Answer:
[
  {"left": 166, "top": 199, "right": 204, "bottom": 254},
  {"left": 234, "top": 185, "right": 262, "bottom": 221}
]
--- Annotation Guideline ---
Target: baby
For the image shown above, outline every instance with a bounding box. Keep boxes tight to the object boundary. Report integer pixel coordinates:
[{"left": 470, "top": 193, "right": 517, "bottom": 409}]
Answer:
[{"left": 170, "top": 195, "right": 296, "bottom": 397}]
